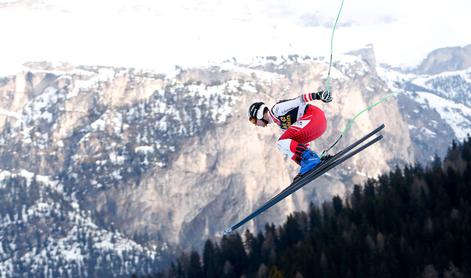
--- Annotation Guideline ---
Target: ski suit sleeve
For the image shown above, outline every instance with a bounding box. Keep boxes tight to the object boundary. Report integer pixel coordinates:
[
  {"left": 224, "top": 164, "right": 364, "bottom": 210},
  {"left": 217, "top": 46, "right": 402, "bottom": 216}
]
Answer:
[
  {"left": 304, "top": 90, "right": 332, "bottom": 103},
  {"left": 301, "top": 92, "right": 318, "bottom": 103},
  {"left": 271, "top": 96, "right": 305, "bottom": 117}
]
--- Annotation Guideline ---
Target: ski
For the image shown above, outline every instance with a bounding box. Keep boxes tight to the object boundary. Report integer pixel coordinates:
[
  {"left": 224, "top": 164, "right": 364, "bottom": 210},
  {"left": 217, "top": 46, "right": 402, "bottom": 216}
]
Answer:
[
  {"left": 224, "top": 124, "right": 385, "bottom": 235},
  {"left": 278, "top": 123, "right": 385, "bottom": 196},
  {"left": 283, "top": 134, "right": 383, "bottom": 201}
]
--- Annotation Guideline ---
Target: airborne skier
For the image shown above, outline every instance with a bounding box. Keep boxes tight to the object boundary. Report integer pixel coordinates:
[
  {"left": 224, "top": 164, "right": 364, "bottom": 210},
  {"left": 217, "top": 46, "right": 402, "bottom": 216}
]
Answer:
[
  {"left": 225, "top": 0, "right": 388, "bottom": 234},
  {"left": 248, "top": 90, "right": 332, "bottom": 179},
  {"left": 225, "top": 91, "right": 384, "bottom": 235}
]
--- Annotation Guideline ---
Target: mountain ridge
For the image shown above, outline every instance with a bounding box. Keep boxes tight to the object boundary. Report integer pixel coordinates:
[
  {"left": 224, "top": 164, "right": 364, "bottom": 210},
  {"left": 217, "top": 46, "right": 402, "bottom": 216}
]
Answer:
[
  {"left": 0, "top": 45, "right": 470, "bottom": 276},
  {"left": 415, "top": 44, "right": 471, "bottom": 75}
]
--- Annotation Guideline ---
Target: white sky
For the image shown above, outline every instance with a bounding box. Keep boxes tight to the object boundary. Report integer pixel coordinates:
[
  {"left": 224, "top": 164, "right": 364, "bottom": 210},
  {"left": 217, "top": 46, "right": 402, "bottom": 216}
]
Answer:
[{"left": 0, "top": 0, "right": 470, "bottom": 74}]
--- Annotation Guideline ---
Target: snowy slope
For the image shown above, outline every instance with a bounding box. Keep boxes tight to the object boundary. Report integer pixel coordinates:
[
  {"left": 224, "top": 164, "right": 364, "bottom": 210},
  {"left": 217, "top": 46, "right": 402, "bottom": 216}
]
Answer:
[
  {"left": 377, "top": 62, "right": 471, "bottom": 161},
  {"left": 378, "top": 66, "right": 471, "bottom": 139},
  {"left": 412, "top": 91, "right": 471, "bottom": 140},
  {"left": 0, "top": 170, "right": 164, "bottom": 277}
]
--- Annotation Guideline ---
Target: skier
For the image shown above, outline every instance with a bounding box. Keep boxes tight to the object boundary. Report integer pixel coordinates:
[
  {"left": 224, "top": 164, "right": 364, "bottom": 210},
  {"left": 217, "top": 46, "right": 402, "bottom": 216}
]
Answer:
[{"left": 248, "top": 90, "right": 332, "bottom": 179}]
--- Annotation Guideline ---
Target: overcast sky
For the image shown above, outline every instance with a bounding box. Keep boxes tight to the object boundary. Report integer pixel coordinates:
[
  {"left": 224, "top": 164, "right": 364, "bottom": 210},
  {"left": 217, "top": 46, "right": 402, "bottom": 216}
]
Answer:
[{"left": 0, "top": 0, "right": 470, "bottom": 73}]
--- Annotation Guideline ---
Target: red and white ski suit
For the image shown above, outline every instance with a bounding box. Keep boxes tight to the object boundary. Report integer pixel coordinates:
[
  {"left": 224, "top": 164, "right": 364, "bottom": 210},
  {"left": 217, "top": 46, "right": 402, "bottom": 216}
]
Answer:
[{"left": 269, "top": 93, "right": 327, "bottom": 164}]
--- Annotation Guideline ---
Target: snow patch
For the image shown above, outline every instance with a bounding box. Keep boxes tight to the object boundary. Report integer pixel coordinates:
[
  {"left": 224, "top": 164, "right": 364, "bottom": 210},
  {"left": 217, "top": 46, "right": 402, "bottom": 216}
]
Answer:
[
  {"left": 91, "top": 118, "right": 106, "bottom": 131},
  {"left": 109, "top": 152, "right": 125, "bottom": 165},
  {"left": 23, "top": 87, "right": 60, "bottom": 124},
  {"left": 220, "top": 62, "right": 283, "bottom": 80},
  {"left": 0, "top": 108, "right": 22, "bottom": 121},
  {"left": 419, "top": 127, "right": 437, "bottom": 137},
  {"left": 135, "top": 145, "right": 154, "bottom": 153},
  {"left": 413, "top": 91, "right": 471, "bottom": 140}
]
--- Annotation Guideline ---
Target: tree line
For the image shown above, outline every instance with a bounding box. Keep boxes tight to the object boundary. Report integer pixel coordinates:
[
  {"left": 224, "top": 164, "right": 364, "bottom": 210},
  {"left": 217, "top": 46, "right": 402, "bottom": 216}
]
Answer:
[{"left": 151, "top": 137, "right": 471, "bottom": 278}]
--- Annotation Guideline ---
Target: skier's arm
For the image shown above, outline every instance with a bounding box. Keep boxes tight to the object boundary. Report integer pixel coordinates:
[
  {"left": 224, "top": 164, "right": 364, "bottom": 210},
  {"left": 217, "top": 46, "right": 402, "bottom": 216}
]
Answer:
[
  {"left": 272, "top": 90, "right": 332, "bottom": 116},
  {"left": 271, "top": 97, "right": 304, "bottom": 116}
]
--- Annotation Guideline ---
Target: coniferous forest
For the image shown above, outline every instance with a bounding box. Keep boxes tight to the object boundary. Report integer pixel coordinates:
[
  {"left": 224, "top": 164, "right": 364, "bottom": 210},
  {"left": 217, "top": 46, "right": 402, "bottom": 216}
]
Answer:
[{"left": 152, "top": 137, "right": 471, "bottom": 278}]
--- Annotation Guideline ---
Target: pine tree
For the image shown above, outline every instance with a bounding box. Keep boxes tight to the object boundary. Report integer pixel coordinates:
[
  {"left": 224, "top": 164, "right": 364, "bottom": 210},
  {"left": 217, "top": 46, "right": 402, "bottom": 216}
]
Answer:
[
  {"left": 244, "top": 229, "right": 263, "bottom": 273},
  {"left": 156, "top": 139, "right": 471, "bottom": 278},
  {"left": 188, "top": 251, "right": 203, "bottom": 278},
  {"left": 269, "top": 265, "right": 283, "bottom": 278},
  {"left": 203, "top": 240, "right": 221, "bottom": 277},
  {"left": 220, "top": 234, "right": 248, "bottom": 277}
]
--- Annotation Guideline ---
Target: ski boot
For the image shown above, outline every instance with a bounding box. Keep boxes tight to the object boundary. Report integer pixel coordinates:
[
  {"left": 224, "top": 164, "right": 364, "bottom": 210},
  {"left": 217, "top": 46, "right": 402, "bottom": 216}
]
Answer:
[{"left": 293, "top": 149, "right": 321, "bottom": 182}]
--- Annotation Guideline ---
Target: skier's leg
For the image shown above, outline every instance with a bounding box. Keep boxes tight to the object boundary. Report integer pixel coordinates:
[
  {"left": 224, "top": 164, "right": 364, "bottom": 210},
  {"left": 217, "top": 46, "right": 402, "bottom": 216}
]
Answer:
[
  {"left": 276, "top": 138, "right": 308, "bottom": 165},
  {"left": 277, "top": 105, "right": 327, "bottom": 174}
]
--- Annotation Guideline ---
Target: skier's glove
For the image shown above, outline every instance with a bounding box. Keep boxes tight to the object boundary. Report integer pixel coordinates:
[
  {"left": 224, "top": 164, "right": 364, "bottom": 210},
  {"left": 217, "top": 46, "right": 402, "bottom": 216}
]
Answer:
[{"left": 315, "top": 90, "right": 332, "bottom": 103}]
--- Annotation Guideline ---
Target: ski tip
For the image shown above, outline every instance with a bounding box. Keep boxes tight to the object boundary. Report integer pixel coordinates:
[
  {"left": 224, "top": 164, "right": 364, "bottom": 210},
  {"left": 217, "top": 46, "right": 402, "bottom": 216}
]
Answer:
[{"left": 223, "top": 228, "right": 233, "bottom": 236}]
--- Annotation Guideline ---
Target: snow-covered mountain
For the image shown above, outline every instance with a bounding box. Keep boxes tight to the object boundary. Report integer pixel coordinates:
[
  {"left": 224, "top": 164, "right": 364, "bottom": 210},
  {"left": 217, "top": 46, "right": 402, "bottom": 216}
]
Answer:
[
  {"left": 378, "top": 45, "right": 471, "bottom": 161},
  {"left": 0, "top": 170, "right": 163, "bottom": 277},
  {"left": 0, "top": 44, "right": 470, "bottom": 276}
]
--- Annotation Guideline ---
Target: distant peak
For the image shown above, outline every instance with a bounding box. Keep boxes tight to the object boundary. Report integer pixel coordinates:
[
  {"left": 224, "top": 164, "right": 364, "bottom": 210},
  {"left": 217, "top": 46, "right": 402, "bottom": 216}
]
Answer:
[
  {"left": 346, "top": 44, "right": 377, "bottom": 68},
  {"left": 415, "top": 44, "right": 471, "bottom": 75}
]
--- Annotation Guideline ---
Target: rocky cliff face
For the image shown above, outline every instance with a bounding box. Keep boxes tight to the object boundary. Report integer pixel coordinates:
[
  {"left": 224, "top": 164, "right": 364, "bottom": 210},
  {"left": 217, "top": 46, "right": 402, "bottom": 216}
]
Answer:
[{"left": 0, "top": 46, "right": 469, "bottom": 276}]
